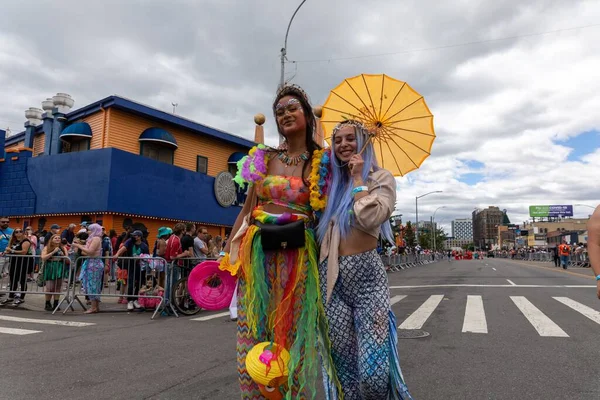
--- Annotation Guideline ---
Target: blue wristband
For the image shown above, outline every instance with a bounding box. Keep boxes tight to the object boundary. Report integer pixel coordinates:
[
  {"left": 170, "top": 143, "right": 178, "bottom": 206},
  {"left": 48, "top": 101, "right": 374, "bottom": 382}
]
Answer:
[
  {"left": 596, "top": 275, "right": 600, "bottom": 281},
  {"left": 219, "top": 251, "right": 227, "bottom": 257},
  {"left": 352, "top": 186, "right": 368, "bottom": 196}
]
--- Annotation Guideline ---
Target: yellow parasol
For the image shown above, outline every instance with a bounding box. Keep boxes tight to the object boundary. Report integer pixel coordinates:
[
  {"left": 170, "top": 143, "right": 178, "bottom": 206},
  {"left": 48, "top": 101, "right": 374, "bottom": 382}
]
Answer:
[{"left": 321, "top": 73, "right": 435, "bottom": 176}]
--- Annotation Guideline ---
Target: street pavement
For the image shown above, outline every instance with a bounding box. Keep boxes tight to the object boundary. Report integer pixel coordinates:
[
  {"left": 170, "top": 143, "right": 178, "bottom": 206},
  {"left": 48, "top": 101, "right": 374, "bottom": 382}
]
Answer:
[{"left": 0, "top": 257, "right": 598, "bottom": 399}]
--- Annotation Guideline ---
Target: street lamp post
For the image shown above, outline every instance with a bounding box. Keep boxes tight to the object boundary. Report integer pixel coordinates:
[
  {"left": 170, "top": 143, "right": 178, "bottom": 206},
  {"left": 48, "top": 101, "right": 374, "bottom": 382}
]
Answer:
[
  {"left": 415, "top": 191, "right": 443, "bottom": 244},
  {"left": 432, "top": 206, "right": 446, "bottom": 251},
  {"left": 279, "top": 0, "right": 307, "bottom": 90}
]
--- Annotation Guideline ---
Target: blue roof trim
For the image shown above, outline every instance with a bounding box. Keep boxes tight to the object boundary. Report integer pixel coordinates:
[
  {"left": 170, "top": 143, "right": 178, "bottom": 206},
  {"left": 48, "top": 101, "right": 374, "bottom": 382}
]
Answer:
[
  {"left": 228, "top": 151, "right": 246, "bottom": 164},
  {"left": 61, "top": 122, "right": 92, "bottom": 138},
  {"left": 139, "top": 127, "right": 178, "bottom": 148}
]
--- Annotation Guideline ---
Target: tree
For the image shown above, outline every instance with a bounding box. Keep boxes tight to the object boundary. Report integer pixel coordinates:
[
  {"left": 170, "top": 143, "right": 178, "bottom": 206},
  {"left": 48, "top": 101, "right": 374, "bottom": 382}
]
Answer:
[{"left": 404, "top": 221, "right": 416, "bottom": 247}]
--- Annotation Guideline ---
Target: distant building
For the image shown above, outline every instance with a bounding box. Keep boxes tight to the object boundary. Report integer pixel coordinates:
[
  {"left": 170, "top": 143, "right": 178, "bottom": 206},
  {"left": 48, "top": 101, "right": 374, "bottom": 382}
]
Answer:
[
  {"left": 451, "top": 218, "right": 473, "bottom": 240},
  {"left": 472, "top": 206, "right": 505, "bottom": 249},
  {"left": 444, "top": 237, "right": 472, "bottom": 250},
  {"left": 520, "top": 218, "right": 589, "bottom": 248}
]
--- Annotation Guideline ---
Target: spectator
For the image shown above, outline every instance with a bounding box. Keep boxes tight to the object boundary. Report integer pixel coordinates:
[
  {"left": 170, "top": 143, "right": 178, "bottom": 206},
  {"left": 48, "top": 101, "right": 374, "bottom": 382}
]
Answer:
[
  {"left": 179, "top": 223, "right": 196, "bottom": 268},
  {"left": 72, "top": 224, "right": 104, "bottom": 314},
  {"left": 165, "top": 223, "right": 185, "bottom": 263},
  {"left": 0, "top": 217, "right": 14, "bottom": 277},
  {"left": 101, "top": 227, "right": 114, "bottom": 286},
  {"left": 114, "top": 230, "right": 150, "bottom": 311},
  {"left": 194, "top": 226, "right": 209, "bottom": 259},
  {"left": 24, "top": 226, "right": 38, "bottom": 281},
  {"left": 61, "top": 224, "right": 77, "bottom": 244},
  {"left": 44, "top": 224, "right": 61, "bottom": 248},
  {"left": 558, "top": 240, "right": 571, "bottom": 270},
  {"left": 153, "top": 227, "right": 172, "bottom": 258},
  {"left": 211, "top": 235, "right": 223, "bottom": 258},
  {"left": 1, "top": 228, "right": 32, "bottom": 306},
  {"left": 115, "top": 224, "right": 133, "bottom": 251},
  {"left": 109, "top": 229, "right": 118, "bottom": 251},
  {"left": 41, "top": 234, "right": 68, "bottom": 311}
]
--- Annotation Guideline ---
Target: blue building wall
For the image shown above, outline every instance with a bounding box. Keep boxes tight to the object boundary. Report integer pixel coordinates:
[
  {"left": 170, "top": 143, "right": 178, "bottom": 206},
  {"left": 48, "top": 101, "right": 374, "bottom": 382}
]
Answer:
[
  {"left": 0, "top": 149, "right": 36, "bottom": 217},
  {"left": 22, "top": 148, "right": 240, "bottom": 225}
]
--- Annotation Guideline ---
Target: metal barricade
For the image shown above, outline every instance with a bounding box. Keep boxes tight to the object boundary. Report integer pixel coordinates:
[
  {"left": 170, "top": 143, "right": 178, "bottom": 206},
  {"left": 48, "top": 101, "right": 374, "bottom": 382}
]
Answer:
[
  {"left": 63, "top": 256, "right": 167, "bottom": 319},
  {"left": 381, "top": 251, "right": 443, "bottom": 272},
  {"left": 0, "top": 254, "right": 73, "bottom": 313}
]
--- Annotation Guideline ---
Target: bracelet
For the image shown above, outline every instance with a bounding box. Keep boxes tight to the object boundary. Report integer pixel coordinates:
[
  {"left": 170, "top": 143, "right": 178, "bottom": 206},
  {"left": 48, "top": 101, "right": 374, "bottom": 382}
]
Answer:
[
  {"left": 596, "top": 275, "right": 600, "bottom": 281},
  {"left": 219, "top": 251, "right": 227, "bottom": 257},
  {"left": 352, "top": 186, "right": 368, "bottom": 196}
]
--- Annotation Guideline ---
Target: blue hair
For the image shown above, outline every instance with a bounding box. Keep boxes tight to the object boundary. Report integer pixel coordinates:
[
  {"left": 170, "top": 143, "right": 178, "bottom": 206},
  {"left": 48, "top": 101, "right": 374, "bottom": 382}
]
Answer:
[{"left": 317, "top": 122, "right": 394, "bottom": 244}]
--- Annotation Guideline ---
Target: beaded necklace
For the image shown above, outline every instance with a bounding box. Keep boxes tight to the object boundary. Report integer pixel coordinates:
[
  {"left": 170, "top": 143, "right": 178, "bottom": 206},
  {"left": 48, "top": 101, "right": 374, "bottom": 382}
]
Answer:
[{"left": 277, "top": 150, "right": 309, "bottom": 167}]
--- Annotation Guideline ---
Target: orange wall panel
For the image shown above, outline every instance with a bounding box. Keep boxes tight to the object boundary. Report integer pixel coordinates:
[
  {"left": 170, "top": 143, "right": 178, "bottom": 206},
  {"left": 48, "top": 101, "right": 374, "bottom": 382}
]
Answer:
[
  {"left": 81, "top": 111, "right": 105, "bottom": 150},
  {"left": 106, "top": 109, "right": 247, "bottom": 176},
  {"left": 5, "top": 140, "right": 24, "bottom": 151},
  {"left": 33, "top": 134, "right": 45, "bottom": 156}
]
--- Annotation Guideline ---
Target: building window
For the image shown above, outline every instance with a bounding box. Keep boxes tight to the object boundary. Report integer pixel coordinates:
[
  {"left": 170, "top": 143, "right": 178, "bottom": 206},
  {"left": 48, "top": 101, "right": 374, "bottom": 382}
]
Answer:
[
  {"left": 141, "top": 142, "right": 174, "bottom": 164},
  {"left": 62, "top": 138, "right": 90, "bottom": 153},
  {"left": 197, "top": 156, "right": 208, "bottom": 174}
]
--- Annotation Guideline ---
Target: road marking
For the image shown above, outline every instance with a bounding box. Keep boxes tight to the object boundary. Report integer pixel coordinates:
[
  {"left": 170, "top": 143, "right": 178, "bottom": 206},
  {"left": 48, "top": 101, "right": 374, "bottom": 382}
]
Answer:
[
  {"left": 390, "top": 295, "right": 407, "bottom": 305},
  {"left": 492, "top": 268, "right": 497, "bottom": 271},
  {"left": 553, "top": 297, "right": 600, "bottom": 325},
  {"left": 0, "top": 315, "right": 95, "bottom": 327},
  {"left": 462, "top": 295, "right": 488, "bottom": 333},
  {"left": 399, "top": 295, "right": 444, "bottom": 329},
  {"left": 0, "top": 327, "right": 42, "bottom": 335},
  {"left": 191, "top": 312, "right": 230, "bottom": 321},
  {"left": 390, "top": 284, "right": 595, "bottom": 289},
  {"left": 506, "top": 279, "right": 516, "bottom": 286},
  {"left": 510, "top": 296, "right": 568, "bottom": 337}
]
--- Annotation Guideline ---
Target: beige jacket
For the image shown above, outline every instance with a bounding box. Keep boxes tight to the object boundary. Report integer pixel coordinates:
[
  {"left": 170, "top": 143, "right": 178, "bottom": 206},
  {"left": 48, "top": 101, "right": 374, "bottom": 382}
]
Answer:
[{"left": 319, "top": 169, "right": 397, "bottom": 302}]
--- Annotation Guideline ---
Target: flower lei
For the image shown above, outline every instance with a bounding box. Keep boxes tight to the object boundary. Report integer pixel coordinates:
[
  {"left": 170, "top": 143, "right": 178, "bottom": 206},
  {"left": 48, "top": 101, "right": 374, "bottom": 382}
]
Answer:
[
  {"left": 309, "top": 148, "right": 330, "bottom": 218},
  {"left": 233, "top": 144, "right": 270, "bottom": 189}
]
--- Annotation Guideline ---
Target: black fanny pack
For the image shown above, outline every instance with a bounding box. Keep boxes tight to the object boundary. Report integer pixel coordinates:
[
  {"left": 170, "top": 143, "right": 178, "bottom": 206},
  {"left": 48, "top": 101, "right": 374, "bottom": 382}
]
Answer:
[{"left": 255, "top": 220, "right": 305, "bottom": 251}]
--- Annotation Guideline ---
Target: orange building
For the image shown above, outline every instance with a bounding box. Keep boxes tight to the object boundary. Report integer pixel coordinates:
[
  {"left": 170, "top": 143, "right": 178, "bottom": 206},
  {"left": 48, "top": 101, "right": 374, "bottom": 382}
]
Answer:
[{"left": 1, "top": 94, "right": 255, "bottom": 242}]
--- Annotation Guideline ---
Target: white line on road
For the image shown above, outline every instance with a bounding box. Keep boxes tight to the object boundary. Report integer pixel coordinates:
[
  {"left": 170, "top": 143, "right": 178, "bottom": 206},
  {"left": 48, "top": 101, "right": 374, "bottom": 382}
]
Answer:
[
  {"left": 390, "top": 284, "right": 595, "bottom": 289},
  {"left": 553, "top": 297, "right": 600, "bottom": 325},
  {"left": 0, "top": 327, "right": 41, "bottom": 335},
  {"left": 191, "top": 312, "right": 230, "bottom": 321},
  {"left": 399, "top": 295, "right": 444, "bottom": 329},
  {"left": 510, "top": 296, "right": 568, "bottom": 337},
  {"left": 506, "top": 279, "right": 517, "bottom": 286},
  {"left": 0, "top": 315, "right": 94, "bottom": 327},
  {"left": 462, "top": 295, "right": 488, "bottom": 334},
  {"left": 390, "top": 295, "right": 407, "bottom": 305},
  {"left": 492, "top": 268, "right": 497, "bottom": 271}
]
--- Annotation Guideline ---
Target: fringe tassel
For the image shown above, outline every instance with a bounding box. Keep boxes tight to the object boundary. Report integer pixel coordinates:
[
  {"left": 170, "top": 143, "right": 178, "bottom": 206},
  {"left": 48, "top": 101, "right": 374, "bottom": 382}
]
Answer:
[{"left": 389, "top": 310, "right": 413, "bottom": 400}]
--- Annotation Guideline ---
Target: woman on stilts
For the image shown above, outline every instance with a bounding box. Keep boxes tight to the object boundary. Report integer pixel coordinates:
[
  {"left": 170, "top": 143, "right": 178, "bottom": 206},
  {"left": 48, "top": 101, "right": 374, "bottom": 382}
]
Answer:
[
  {"left": 317, "top": 120, "right": 413, "bottom": 399},
  {"left": 219, "top": 85, "right": 339, "bottom": 399}
]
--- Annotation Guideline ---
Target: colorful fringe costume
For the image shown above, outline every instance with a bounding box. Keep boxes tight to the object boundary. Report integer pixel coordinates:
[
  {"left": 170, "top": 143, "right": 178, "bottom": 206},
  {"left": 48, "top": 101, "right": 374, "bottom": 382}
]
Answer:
[{"left": 221, "top": 146, "right": 339, "bottom": 399}]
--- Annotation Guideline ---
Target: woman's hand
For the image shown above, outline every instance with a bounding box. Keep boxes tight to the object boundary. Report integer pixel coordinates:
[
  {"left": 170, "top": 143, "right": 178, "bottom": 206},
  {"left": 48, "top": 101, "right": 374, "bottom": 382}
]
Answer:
[{"left": 348, "top": 154, "right": 364, "bottom": 180}]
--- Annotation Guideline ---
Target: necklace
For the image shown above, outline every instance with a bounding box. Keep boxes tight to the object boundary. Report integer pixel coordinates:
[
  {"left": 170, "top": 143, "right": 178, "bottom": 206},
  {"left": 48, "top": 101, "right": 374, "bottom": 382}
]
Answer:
[{"left": 277, "top": 150, "right": 309, "bottom": 167}]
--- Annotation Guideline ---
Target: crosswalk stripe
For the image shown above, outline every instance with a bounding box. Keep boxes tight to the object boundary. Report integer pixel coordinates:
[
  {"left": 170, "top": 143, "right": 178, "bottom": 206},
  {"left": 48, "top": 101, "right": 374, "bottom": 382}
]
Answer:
[
  {"left": 390, "top": 295, "right": 407, "bottom": 306},
  {"left": 399, "top": 295, "right": 444, "bottom": 329},
  {"left": 510, "top": 296, "right": 568, "bottom": 337},
  {"left": 191, "top": 312, "right": 230, "bottom": 321},
  {"left": 553, "top": 297, "right": 600, "bottom": 325},
  {"left": 0, "top": 327, "right": 41, "bottom": 335},
  {"left": 0, "top": 315, "right": 95, "bottom": 327},
  {"left": 462, "top": 295, "right": 488, "bottom": 333}
]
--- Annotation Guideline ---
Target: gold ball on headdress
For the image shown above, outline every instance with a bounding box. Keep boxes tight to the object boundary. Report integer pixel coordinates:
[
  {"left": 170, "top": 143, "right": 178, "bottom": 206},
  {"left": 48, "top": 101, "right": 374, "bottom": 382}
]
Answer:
[
  {"left": 254, "top": 114, "right": 266, "bottom": 125},
  {"left": 313, "top": 106, "right": 323, "bottom": 118}
]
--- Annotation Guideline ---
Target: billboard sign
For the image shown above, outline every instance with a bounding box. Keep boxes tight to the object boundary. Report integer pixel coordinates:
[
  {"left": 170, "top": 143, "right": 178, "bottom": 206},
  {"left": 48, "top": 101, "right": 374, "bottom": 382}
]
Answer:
[{"left": 529, "top": 205, "right": 573, "bottom": 218}]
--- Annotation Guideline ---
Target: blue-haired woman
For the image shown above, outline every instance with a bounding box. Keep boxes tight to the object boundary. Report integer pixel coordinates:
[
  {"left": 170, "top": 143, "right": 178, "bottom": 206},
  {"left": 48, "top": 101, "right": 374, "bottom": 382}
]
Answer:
[{"left": 317, "top": 120, "right": 413, "bottom": 399}]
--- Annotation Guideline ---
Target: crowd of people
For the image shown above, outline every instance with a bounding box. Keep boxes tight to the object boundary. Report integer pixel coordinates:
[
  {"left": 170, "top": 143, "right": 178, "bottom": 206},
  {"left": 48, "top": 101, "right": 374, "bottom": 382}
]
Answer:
[{"left": 0, "top": 217, "right": 227, "bottom": 312}]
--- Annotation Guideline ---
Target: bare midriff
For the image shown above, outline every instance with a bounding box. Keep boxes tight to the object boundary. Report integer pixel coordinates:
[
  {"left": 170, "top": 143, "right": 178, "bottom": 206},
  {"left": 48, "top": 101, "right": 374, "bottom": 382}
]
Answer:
[
  {"left": 339, "top": 228, "right": 378, "bottom": 256},
  {"left": 261, "top": 203, "right": 308, "bottom": 216}
]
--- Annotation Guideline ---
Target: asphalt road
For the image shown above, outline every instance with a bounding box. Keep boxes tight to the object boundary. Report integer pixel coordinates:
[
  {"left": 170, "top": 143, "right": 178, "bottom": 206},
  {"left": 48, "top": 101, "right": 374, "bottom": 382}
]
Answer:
[{"left": 0, "top": 257, "right": 598, "bottom": 399}]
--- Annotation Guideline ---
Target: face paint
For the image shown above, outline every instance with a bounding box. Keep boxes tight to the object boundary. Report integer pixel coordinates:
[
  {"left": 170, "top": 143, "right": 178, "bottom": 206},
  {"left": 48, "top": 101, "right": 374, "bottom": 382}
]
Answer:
[{"left": 275, "top": 98, "right": 303, "bottom": 117}]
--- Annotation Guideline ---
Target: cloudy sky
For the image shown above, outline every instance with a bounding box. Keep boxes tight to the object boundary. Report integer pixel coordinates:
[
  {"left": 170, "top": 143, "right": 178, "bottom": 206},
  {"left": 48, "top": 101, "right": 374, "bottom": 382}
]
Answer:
[{"left": 1, "top": 0, "right": 598, "bottom": 233}]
